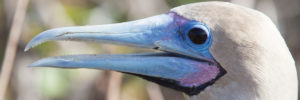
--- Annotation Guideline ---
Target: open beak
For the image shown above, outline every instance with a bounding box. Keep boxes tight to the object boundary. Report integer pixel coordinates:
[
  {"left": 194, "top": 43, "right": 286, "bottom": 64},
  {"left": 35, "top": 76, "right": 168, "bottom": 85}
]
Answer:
[{"left": 25, "top": 13, "right": 226, "bottom": 95}]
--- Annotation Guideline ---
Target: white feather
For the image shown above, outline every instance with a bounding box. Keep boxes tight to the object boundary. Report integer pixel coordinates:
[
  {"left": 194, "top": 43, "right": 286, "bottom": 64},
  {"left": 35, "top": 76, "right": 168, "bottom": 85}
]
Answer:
[{"left": 172, "top": 2, "right": 297, "bottom": 100}]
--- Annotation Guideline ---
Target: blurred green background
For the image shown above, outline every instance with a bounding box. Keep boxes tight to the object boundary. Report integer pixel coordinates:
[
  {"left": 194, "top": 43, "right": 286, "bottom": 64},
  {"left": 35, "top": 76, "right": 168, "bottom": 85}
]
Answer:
[{"left": 1, "top": 0, "right": 300, "bottom": 100}]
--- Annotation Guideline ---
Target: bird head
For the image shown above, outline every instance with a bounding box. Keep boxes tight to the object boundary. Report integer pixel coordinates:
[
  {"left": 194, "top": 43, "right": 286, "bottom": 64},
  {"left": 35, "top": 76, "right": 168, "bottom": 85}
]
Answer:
[{"left": 25, "top": 2, "right": 295, "bottom": 96}]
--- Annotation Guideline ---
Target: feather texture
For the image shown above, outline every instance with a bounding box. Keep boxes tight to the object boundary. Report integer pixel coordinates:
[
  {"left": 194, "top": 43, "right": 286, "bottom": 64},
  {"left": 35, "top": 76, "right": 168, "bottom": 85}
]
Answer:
[{"left": 172, "top": 2, "right": 297, "bottom": 100}]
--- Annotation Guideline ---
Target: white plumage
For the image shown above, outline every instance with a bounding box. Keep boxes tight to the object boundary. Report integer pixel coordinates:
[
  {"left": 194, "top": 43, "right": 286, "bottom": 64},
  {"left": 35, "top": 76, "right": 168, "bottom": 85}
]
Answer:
[{"left": 172, "top": 2, "right": 297, "bottom": 100}]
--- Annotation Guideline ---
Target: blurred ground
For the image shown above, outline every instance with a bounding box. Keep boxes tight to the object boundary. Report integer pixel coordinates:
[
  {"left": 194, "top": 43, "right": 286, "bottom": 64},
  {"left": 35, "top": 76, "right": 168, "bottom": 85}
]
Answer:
[{"left": 0, "top": 0, "right": 300, "bottom": 100}]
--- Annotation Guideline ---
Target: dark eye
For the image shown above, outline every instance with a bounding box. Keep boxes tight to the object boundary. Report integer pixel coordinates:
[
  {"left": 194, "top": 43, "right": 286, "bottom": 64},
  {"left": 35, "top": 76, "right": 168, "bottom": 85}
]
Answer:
[{"left": 188, "top": 28, "right": 207, "bottom": 44}]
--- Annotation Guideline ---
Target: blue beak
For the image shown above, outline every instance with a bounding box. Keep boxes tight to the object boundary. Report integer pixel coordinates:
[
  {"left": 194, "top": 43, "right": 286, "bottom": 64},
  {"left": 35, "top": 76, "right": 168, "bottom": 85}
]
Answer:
[{"left": 25, "top": 13, "right": 226, "bottom": 95}]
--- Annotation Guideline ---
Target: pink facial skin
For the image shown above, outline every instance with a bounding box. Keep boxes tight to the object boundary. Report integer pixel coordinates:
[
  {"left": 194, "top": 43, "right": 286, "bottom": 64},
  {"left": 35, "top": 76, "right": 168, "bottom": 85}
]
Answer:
[{"left": 179, "top": 62, "right": 220, "bottom": 87}]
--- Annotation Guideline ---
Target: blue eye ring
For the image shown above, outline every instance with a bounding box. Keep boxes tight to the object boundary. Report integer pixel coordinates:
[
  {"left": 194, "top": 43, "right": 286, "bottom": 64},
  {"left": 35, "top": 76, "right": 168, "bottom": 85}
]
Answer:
[{"left": 183, "top": 22, "right": 212, "bottom": 51}]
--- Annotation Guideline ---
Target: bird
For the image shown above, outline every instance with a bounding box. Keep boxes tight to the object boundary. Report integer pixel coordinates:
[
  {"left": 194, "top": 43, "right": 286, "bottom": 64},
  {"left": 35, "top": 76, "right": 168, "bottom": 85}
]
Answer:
[{"left": 24, "top": 1, "right": 298, "bottom": 100}]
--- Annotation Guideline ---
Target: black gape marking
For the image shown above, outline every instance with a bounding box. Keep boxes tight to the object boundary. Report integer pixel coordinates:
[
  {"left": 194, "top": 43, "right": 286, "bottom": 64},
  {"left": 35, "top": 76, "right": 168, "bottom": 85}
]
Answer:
[{"left": 125, "top": 63, "right": 227, "bottom": 96}]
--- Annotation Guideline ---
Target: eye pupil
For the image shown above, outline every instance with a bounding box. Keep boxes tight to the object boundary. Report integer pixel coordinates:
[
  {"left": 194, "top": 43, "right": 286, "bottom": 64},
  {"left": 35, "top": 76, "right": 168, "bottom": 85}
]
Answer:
[{"left": 188, "top": 28, "right": 207, "bottom": 44}]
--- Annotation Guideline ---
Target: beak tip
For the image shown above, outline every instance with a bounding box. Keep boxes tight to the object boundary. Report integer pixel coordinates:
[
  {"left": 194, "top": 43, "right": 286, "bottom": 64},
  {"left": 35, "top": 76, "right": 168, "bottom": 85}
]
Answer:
[
  {"left": 24, "top": 41, "right": 37, "bottom": 52},
  {"left": 24, "top": 28, "right": 63, "bottom": 52},
  {"left": 29, "top": 59, "right": 52, "bottom": 68},
  {"left": 29, "top": 57, "right": 53, "bottom": 68},
  {"left": 29, "top": 61, "right": 41, "bottom": 68},
  {"left": 24, "top": 46, "right": 31, "bottom": 52},
  {"left": 28, "top": 64, "right": 36, "bottom": 67}
]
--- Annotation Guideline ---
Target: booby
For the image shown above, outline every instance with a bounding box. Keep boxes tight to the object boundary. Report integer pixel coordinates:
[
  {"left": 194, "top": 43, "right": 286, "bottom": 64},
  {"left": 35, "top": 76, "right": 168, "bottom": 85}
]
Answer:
[{"left": 25, "top": 2, "right": 298, "bottom": 100}]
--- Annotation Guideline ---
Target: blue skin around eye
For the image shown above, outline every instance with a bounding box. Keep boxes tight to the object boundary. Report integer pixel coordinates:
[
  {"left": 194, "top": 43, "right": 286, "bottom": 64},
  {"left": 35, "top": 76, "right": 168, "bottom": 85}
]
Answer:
[{"left": 163, "top": 12, "right": 214, "bottom": 60}]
